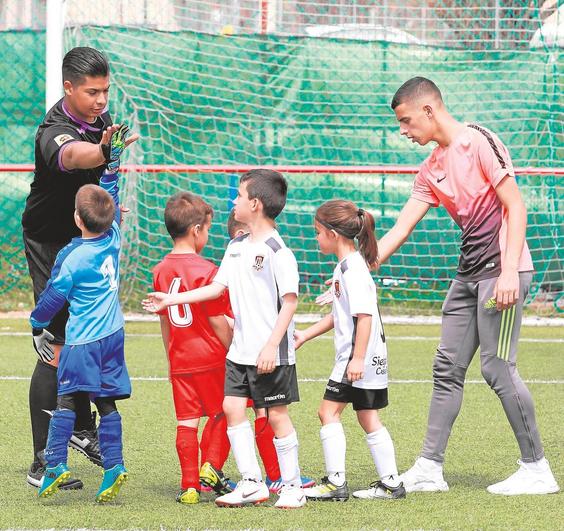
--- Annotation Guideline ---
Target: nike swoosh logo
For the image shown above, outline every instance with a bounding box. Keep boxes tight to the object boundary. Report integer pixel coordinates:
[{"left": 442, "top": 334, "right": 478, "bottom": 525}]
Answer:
[
  {"left": 242, "top": 488, "right": 261, "bottom": 498},
  {"left": 437, "top": 176, "right": 446, "bottom": 183}
]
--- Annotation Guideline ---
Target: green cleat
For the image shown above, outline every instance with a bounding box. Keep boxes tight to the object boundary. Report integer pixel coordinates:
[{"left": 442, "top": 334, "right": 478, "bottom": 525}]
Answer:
[
  {"left": 95, "top": 464, "right": 128, "bottom": 503},
  {"left": 38, "top": 463, "right": 71, "bottom": 498},
  {"left": 176, "top": 487, "right": 200, "bottom": 504},
  {"left": 199, "top": 462, "right": 233, "bottom": 495}
]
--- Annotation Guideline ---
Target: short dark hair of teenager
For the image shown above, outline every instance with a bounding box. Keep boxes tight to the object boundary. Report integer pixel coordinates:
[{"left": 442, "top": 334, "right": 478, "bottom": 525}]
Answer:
[
  {"left": 62, "top": 47, "right": 109, "bottom": 85},
  {"left": 390, "top": 76, "right": 443, "bottom": 110},
  {"left": 227, "top": 209, "right": 248, "bottom": 239},
  {"left": 240, "top": 169, "right": 287, "bottom": 220},
  {"left": 75, "top": 184, "right": 115, "bottom": 233},
  {"left": 164, "top": 192, "right": 213, "bottom": 240}
]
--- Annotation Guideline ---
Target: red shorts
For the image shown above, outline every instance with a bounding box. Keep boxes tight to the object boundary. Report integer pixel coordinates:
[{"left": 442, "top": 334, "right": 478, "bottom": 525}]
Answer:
[{"left": 171, "top": 367, "right": 225, "bottom": 420}]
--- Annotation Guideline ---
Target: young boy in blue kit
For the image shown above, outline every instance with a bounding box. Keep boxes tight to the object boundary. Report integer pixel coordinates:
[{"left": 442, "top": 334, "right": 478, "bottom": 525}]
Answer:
[{"left": 31, "top": 125, "right": 132, "bottom": 503}]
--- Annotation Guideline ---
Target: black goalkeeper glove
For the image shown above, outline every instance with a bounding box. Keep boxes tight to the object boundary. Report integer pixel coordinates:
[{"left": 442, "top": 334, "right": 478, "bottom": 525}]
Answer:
[
  {"left": 32, "top": 328, "right": 55, "bottom": 363},
  {"left": 101, "top": 124, "right": 130, "bottom": 174}
]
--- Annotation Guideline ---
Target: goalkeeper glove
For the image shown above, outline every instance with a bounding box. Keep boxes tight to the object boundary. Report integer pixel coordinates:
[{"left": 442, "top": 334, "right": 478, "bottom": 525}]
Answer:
[
  {"left": 101, "top": 124, "right": 130, "bottom": 174},
  {"left": 32, "top": 328, "right": 55, "bottom": 363}
]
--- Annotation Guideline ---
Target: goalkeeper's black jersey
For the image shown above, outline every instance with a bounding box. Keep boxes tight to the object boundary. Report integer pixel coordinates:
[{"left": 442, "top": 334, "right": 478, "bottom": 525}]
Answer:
[{"left": 22, "top": 98, "right": 112, "bottom": 243}]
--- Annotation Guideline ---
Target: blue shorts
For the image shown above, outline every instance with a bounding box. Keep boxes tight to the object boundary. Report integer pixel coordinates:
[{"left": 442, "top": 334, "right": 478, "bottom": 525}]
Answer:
[{"left": 57, "top": 328, "right": 131, "bottom": 400}]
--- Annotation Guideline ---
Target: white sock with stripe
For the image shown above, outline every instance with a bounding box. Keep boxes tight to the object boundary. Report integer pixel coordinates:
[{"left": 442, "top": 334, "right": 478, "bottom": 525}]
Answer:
[
  {"left": 366, "top": 427, "right": 400, "bottom": 486},
  {"left": 227, "top": 421, "right": 262, "bottom": 481},
  {"left": 320, "top": 422, "right": 346, "bottom": 486}
]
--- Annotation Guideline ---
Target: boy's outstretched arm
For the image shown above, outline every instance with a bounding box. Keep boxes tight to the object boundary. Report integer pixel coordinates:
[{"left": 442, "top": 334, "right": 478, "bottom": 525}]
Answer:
[
  {"left": 257, "top": 292, "right": 298, "bottom": 375},
  {"left": 143, "top": 282, "right": 226, "bottom": 313}
]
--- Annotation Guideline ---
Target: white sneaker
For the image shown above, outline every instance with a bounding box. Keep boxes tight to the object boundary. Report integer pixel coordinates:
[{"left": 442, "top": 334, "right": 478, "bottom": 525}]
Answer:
[
  {"left": 399, "top": 457, "right": 449, "bottom": 493},
  {"left": 487, "top": 459, "right": 560, "bottom": 495},
  {"left": 274, "top": 484, "right": 307, "bottom": 509},
  {"left": 215, "top": 478, "right": 269, "bottom": 507},
  {"left": 353, "top": 479, "right": 407, "bottom": 500}
]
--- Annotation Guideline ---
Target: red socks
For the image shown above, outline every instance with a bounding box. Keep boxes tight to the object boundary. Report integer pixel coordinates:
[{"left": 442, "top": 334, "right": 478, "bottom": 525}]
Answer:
[
  {"left": 176, "top": 425, "right": 199, "bottom": 490},
  {"left": 255, "top": 416, "right": 281, "bottom": 481}
]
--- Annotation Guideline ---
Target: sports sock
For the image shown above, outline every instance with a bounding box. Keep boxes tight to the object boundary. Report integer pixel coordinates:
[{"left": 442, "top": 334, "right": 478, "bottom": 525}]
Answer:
[
  {"left": 366, "top": 427, "right": 399, "bottom": 481},
  {"left": 203, "top": 414, "right": 230, "bottom": 470},
  {"left": 199, "top": 415, "right": 212, "bottom": 465},
  {"left": 176, "top": 425, "right": 200, "bottom": 490},
  {"left": 273, "top": 430, "right": 301, "bottom": 487},
  {"left": 255, "top": 416, "right": 281, "bottom": 481},
  {"left": 98, "top": 411, "right": 124, "bottom": 470},
  {"left": 73, "top": 392, "right": 94, "bottom": 431},
  {"left": 44, "top": 408, "right": 75, "bottom": 467},
  {"left": 29, "top": 361, "right": 58, "bottom": 459},
  {"left": 227, "top": 421, "right": 262, "bottom": 481},
  {"left": 321, "top": 422, "right": 346, "bottom": 486}
]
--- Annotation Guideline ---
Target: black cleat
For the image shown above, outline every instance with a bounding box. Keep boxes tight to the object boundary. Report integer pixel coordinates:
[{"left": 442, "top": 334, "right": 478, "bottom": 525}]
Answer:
[
  {"left": 27, "top": 451, "right": 83, "bottom": 490},
  {"left": 69, "top": 411, "right": 102, "bottom": 467},
  {"left": 352, "top": 479, "right": 407, "bottom": 499},
  {"left": 304, "top": 476, "right": 349, "bottom": 501}
]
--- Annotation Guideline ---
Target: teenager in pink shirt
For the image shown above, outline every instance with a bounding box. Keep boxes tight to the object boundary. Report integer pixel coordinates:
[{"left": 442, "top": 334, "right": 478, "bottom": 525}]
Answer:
[{"left": 379, "top": 77, "right": 559, "bottom": 496}]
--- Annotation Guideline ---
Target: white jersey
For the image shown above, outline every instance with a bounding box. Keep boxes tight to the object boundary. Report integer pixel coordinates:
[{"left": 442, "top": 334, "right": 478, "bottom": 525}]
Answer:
[
  {"left": 214, "top": 229, "right": 299, "bottom": 366},
  {"left": 330, "top": 251, "right": 388, "bottom": 389}
]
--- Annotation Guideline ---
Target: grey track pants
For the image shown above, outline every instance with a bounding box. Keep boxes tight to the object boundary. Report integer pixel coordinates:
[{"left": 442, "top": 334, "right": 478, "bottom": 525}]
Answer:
[{"left": 421, "top": 271, "right": 544, "bottom": 463}]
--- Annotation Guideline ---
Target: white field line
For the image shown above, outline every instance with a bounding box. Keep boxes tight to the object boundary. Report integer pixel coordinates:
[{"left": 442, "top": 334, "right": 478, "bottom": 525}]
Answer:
[
  {"left": 0, "top": 332, "right": 562, "bottom": 343},
  {"left": 1, "top": 376, "right": 563, "bottom": 384}
]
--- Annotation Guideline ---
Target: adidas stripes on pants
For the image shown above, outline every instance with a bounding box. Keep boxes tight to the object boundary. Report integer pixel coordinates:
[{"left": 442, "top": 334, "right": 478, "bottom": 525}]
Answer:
[{"left": 421, "top": 271, "right": 544, "bottom": 463}]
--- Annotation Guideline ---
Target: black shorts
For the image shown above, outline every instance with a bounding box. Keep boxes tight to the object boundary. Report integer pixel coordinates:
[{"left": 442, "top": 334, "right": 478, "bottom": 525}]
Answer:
[
  {"left": 224, "top": 359, "right": 299, "bottom": 409},
  {"left": 23, "top": 232, "right": 69, "bottom": 344},
  {"left": 323, "top": 380, "right": 388, "bottom": 411}
]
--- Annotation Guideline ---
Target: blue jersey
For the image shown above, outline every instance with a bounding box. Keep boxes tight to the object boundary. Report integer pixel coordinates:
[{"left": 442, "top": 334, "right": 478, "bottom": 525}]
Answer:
[{"left": 30, "top": 173, "right": 124, "bottom": 345}]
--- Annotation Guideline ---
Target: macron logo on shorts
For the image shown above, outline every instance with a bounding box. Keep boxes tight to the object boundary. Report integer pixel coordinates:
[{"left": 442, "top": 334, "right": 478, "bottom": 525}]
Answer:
[{"left": 264, "top": 393, "right": 286, "bottom": 402}]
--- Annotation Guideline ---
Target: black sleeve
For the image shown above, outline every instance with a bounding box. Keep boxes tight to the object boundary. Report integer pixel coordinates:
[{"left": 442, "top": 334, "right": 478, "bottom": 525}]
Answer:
[{"left": 39, "top": 125, "right": 83, "bottom": 173}]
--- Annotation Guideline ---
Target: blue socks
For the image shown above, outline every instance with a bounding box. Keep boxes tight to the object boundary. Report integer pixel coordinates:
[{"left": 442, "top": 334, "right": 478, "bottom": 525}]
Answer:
[
  {"left": 45, "top": 409, "right": 75, "bottom": 467},
  {"left": 99, "top": 411, "right": 123, "bottom": 469}
]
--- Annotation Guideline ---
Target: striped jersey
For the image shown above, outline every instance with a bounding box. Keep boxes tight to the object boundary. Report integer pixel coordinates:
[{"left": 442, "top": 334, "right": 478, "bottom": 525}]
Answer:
[
  {"left": 411, "top": 124, "right": 533, "bottom": 281},
  {"left": 30, "top": 173, "right": 124, "bottom": 345},
  {"left": 330, "top": 251, "right": 388, "bottom": 390},
  {"left": 214, "top": 229, "right": 299, "bottom": 366}
]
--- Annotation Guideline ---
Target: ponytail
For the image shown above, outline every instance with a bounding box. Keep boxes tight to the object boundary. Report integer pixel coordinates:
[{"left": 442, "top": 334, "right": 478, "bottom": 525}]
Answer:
[
  {"left": 356, "top": 209, "right": 378, "bottom": 266},
  {"left": 315, "top": 200, "right": 378, "bottom": 266}
]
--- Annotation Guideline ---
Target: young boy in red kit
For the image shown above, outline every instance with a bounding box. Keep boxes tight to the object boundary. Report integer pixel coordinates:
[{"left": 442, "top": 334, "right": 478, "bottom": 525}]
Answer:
[{"left": 153, "top": 192, "right": 233, "bottom": 504}]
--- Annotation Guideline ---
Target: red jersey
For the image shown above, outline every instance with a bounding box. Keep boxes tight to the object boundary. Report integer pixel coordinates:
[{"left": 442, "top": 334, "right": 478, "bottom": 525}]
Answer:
[{"left": 152, "top": 253, "right": 231, "bottom": 374}]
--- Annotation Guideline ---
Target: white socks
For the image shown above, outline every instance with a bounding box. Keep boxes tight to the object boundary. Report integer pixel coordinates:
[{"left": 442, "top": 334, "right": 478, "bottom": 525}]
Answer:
[
  {"left": 227, "top": 421, "right": 262, "bottom": 481},
  {"left": 366, "top": 427, "right": 399, "bottom": 485},
  {"left": 273, "top": 430, "right": 301, "bottom": 486},
  {"left": 320, "top": 422, "right": 346, "bottom": 486}
]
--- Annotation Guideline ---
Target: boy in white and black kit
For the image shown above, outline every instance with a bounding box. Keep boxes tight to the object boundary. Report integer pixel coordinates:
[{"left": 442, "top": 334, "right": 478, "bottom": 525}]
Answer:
[{"left": 143, "top": 169, "right": 306, "bottom": 509}]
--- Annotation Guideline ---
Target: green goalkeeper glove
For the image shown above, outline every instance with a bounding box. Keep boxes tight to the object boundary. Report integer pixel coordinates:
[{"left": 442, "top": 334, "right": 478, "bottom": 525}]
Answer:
[{"left": 101, "top": 124, "right": 130, "bottom": 174}]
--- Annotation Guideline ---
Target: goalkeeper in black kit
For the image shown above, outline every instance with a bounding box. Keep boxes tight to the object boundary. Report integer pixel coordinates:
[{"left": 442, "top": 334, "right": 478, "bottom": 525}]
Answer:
[{"left": 21, "top": 46, "right": 138, "bottom": 489}]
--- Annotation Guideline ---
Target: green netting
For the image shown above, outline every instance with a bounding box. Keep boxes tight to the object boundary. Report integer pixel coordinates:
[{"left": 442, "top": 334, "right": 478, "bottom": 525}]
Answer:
[{"left": 1, "top": 19, "right": 562, "bottom": 313}]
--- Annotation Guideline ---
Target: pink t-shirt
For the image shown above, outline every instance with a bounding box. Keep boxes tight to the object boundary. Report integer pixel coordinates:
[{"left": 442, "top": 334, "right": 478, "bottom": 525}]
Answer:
[{"left": 411, "top": 124, "right": 533, "bottom": 281}]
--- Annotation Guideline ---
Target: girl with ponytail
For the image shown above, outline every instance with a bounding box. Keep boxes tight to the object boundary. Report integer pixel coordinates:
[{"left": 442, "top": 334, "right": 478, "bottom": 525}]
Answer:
[{"left": 295, "top": 200, "right": 405, "bottom": 501}]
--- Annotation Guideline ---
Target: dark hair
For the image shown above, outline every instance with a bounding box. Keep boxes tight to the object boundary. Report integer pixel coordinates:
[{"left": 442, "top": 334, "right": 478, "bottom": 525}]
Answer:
[
  {"left": 164, "top": 192, "right": 213, "bottom": 240},
  {"left": 315, "top": 200, "right": 378, "bottom": 266},
  {"left": 240, "top": 169, "right": 287, "bottom": 220},
  {"left": 390, "top": 76, "right": 443, "bottom": 110},
  {"left": 62, "top": 47, "right": 109, "bottom": 85},
  {"left": 75, "top": 184, "right": 115, "bottom": 233},
  {"left": 227, "top": 209, "right": 248, "bottom": 239}
]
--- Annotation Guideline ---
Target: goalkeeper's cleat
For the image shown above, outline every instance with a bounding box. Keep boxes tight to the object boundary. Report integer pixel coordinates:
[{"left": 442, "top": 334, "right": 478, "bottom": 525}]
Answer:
[
  {"left": 352, "top": 479, "right": 407, "bottom": 500},
  {"left": 38, "top": 463, "right": 70, "bottom": 498},
  {"left": 199, "top": 462, "right": 234, "bottom": 496},
  {"left": 95, "top": 464, "right": 128, "bottom": 503},
  {"left": 215, "top": 478, "right": 269, "bottom": 507},
  {"left": 27, "top": 451, "right": 83, "bottom": 490},
  {"left": 69, "top": 412, "right": 102, "bottom": 467},
  {"left": 176, "top": 488, "right": 200, "bottom": 504},
  {"left": 266, "top": 474, "right": 316, "bottom": 493},
  {"left": 304, "top": 476, "right": 349, "bottom": 501},
  {"left": 399, "top": 457, "right": 449, "bottom": 493},
  {"left": 274, "top": 483, "right": 307, "bottom": 509},
  {"left": 487, "top": 459, "right": 559, "bottom": 496}
]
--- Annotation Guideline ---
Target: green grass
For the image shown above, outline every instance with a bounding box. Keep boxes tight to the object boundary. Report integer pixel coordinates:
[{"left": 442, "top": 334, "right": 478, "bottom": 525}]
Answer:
[{"left": 0, "top": 320, "right": 562, "bottom": 530}]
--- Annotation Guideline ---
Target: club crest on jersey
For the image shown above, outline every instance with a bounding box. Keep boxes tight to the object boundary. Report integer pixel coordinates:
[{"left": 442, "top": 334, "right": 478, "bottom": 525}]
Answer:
[
  {"left": 334, "top": 280, "right": 341, "bottom": 298},
  {"left": 253, "top": 255, "right": 265, "bottom": 271},
  {"left": 53, "top": 134, "right": 74, "bottom": 146}
]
